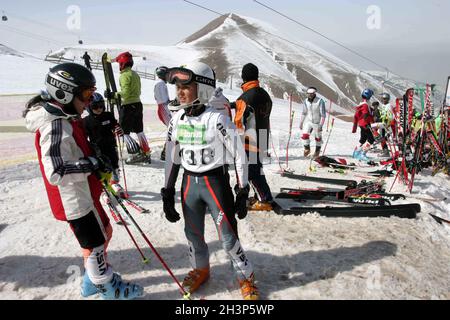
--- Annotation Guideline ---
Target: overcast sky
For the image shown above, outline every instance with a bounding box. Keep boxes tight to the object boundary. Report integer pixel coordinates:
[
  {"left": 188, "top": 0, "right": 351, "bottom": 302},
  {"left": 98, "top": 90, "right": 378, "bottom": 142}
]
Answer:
[{"left": 1, "top": 0, "right": 449, "bottom": 87}]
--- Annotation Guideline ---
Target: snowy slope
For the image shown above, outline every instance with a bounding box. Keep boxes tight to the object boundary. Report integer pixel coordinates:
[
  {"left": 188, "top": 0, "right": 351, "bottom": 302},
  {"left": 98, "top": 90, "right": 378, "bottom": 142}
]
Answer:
[{"left": 1, "top": 96, "right": 450, "bottom": 300}]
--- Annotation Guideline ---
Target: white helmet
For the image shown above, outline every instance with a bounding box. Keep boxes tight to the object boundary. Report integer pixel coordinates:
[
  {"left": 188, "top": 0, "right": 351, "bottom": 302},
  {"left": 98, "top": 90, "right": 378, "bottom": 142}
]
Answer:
[{"left": 167, "top": 61, "right": 216, "bottom": 110}]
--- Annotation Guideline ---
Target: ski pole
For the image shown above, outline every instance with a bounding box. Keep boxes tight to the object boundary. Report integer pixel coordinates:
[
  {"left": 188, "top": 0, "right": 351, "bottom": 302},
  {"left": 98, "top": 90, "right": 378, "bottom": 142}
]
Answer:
[
  {"left": 103, "top": 186, "right": 149, "bottom": 264},
  {"left": 116, "top": 135, "right": 129, "bottom": 198},
  {"left": 285, "top": 94, "right": 294, "bottom": 170},
  {"left": 105, "top": 183, "right": 190, "bottom": 299},
  {"left": 326, "top": 100, "right": 333, "bottom": 132},
  {"left": 321, "top": 118, "right": 335, "bottom": 156}
]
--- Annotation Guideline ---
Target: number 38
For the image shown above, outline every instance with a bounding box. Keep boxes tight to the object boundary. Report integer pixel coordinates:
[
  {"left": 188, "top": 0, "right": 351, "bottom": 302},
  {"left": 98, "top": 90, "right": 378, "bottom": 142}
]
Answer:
[{"left": 182, "top": 148, "right": 215, "bottom": 165}]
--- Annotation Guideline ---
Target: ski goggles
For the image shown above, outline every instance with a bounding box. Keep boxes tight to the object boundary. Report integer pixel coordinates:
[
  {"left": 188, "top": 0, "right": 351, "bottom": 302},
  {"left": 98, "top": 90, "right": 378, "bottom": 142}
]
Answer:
[
  {"left": 167, "top": 67, "right": 215, "bottom": 88},
  {"left": 77, "top": 86, "right": 97, "bottom": 102}
]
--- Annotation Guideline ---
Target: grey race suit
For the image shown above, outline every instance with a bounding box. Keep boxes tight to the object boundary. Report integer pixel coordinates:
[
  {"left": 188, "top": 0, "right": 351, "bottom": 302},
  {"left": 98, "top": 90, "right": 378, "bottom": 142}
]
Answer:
[{"left": 164, "top": 105, "right": 254, "bottom": 281}]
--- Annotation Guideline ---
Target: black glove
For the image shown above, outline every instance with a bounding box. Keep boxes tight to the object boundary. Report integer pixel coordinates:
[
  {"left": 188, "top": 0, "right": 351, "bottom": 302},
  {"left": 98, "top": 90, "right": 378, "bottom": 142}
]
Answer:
[
  {"left": 88, "top": 155, "right": 113, "bottom": 174},
  {"left": 104, "top": 89, "right": 114, "bottom": 100},
  {"left": 160, "top": 187, "right": 180, "bottom": 223},
  {"left": 234, "top": 184, "right": 250, "bottom": 220}
]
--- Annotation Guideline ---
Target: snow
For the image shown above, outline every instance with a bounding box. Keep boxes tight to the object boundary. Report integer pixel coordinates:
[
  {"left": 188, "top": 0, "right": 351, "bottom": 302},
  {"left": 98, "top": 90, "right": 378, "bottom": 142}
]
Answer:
[{"left": 1, "top": 44, "right": 450, "bottom": 301}]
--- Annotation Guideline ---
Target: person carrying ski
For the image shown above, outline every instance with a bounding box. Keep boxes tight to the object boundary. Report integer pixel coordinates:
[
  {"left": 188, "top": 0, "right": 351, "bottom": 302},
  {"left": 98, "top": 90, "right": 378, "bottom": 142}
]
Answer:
[
  {"left": 352, "top": 88, "right": 375, "bottom": 161},
  {"left": 105, "top": 51, "right": 151, "bottom": 164},
  {"left": 299, "top": 87, "right": 326, "bottom": 158},
  {"left": 154, "top": 66, "right": 172, "bottom": 160},
  {"left": 161, "top": 61, "right": 259, "bottom": 300},
  {"left": 83, "top": 92, "right": 126, "bottom": 197},
  {"left": 81, "top": 51, "right": 92, "bottom": 71},
  {"left": 24, "top": 63, "right": 143, "bottom": 300},
  {"left": 232, "top": 63, "right": 273, "bottom": 211},
  {"left": 371, "top": 93, "right": 395, "bottom": 156}
]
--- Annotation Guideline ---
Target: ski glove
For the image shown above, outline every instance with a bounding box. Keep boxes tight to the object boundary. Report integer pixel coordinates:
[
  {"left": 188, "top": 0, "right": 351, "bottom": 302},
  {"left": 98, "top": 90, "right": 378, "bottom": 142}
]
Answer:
[
  {"left": 114, "top": 125, "right": 124, "bottom": 138},
  {"left": 234, "top": 184, "right": 250, "bottom": 220},
  {"left": 88, "top": 155, "right": 113, "bottom": 174},
  {"left": 352, "top": 122, "right": 357, "bottom": 134},
  {"left": 160, "top": 187, "right": 180, "bottom": 223}
]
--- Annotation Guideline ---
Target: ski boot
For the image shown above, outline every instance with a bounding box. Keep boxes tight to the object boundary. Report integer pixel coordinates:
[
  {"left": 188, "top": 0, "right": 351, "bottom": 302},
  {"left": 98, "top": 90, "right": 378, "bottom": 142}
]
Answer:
[
  {"left": 111, "top": 182, "right": 128, "bottom": 199},
  {"left": 182, "top": 268, "right": 210, "bottom": 294},
  {"left": 126, "top": 152, "right": 151, "bottom": 165},
  {"left": 313, "top": 146, "right": 321, "bottom": 158},
  {"left": 95, "top": 272, "right": 144, "bottom": 300},
  {"left": 239, "top": 274, "right": 259, "bottom": 300},
  {"left": 80, "top": 272, "right": 98, "bottom": 298},
  {"left": 304, "top": 145, "right": 311, "bottom": 157},
  {"left": 248, "top": 200, "right": 273, "bottom": 211}
]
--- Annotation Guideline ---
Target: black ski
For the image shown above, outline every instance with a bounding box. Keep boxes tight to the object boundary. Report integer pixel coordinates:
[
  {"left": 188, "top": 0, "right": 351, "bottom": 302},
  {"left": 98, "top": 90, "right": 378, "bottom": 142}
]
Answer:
[
  {"left": 276, "top": 191, "right": 390, "bottom": 206},
  {"left": 279, "top": 187, "right": 405, "bottom": 202},
  {"left": 273, "top": 198, "right": 420, "bottom": 219},
  {"left": 280, "top": 171, "right": 357, "bottom": 188},
  {"left": 101, "top": 52, "right": 121, "bottom": 119}
]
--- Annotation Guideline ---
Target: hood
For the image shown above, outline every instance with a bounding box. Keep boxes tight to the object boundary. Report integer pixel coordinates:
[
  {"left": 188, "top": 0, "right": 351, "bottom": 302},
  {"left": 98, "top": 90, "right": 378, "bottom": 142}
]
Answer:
[{"left": 25, "top": 102, "right": 74, "bottom": 133}]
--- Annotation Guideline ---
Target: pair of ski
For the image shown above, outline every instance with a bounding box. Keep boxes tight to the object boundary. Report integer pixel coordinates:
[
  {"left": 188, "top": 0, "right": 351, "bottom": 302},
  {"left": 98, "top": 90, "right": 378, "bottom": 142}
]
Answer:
[
  {"left": 273, "top": 193, "right": 420, "bottom": 219},
  {"left": 275, "top": 174, "right": 420, "bottom": 218}
]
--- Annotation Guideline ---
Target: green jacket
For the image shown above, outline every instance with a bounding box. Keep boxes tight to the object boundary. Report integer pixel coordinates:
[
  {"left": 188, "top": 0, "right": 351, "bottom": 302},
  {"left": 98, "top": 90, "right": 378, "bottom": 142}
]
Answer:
[{"left": 118, "top": 67, "right": 141, "bottom": 105}]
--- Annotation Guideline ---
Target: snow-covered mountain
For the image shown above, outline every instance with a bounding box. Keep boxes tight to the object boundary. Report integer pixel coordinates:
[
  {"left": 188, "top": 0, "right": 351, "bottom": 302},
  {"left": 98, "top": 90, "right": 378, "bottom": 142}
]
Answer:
[{"left": 47, "top": 13, "right": 421, "bottom": 113}]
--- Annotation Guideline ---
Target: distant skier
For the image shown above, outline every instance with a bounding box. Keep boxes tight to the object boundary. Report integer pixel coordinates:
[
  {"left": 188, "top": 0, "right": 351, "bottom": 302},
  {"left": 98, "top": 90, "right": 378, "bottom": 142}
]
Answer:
[
  {"left": 105, "top": 51, "right": 151, "bottom": 164},
  {"left": 352, "top": 88, "right": 375, "bottom": 161},
  {"left": 83, "top": 92, "right": 126, "bottom": 197},
  {"left": 23, "top": 63, "right": 143, "bottom": 299},
  {"left": 81, "top": 51, "right": 92, "bottom": 71},
  {"left": 233, "top": 63, "right": 273, "bottom": 211},
  {"left": 161, "top": 62, "right": 259, "bottom": 300},
  {"left": 154, "top": 66, "right": 171, "bottom": 160},
  {"left": 371, "top": 93, "right": 395, "bottom": 156},
  {"left": 299, "top": 87, "right": 326, "bottom": 158}
]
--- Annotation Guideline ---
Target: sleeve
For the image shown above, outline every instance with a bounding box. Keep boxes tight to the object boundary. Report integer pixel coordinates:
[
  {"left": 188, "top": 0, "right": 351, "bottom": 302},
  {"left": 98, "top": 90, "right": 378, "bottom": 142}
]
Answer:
[
  {"left": 154, "top": 82, "right": 170, "bottom": 104},
  {"left": 40, "top": 119, "right": 93, "bottom": 186},
  {"left": 299, "top": 101, "right": 308, "bottom": 127},
  {"left": 164, "top": 116, "right": 181, "bottom": 189},
  {"left": 118, "top": 72, "right": 132, "bottom": 102},
  {"left": 216, "top": 113, "right": 248, "bottom": 188},
  {"left": 319, "top": 99, "right": 326, "bottom": 127},
  {"left": 234, "top": 99, "right": 247, "bottom": 132}
]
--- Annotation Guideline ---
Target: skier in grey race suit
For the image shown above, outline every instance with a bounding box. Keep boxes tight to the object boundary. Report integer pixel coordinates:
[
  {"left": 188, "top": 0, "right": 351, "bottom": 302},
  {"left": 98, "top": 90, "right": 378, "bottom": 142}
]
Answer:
[
  {"left": 160, "top": 62, "right": 259, "bottom": 300},
  {"left": 299, "top": 87, "right": 327, "bottom": 157}
]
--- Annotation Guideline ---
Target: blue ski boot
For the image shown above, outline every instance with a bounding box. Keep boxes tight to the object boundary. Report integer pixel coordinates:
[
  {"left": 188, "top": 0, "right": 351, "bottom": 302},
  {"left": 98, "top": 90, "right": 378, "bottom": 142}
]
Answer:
[
  {"left": 80, "top": 272, "right": 98, "bottom": 298},
  {"left": 95, "top": 273, "right": 144, "bottom": 300}
]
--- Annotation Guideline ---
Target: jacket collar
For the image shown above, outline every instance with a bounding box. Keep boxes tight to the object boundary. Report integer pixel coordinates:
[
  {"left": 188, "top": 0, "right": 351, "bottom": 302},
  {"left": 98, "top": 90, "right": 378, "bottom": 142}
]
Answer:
[{"left": 241, "top": 80, "right": 260, "bottom": 92}]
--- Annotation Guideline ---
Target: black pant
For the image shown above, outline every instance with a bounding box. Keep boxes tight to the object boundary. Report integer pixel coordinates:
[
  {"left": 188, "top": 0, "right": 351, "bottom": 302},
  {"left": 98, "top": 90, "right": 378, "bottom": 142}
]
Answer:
[
  {"left": 359, "top": 127, "right": 375, "bottom": 145},
  {"left": 100, "top": 144, "right": 119, "bottom": 170},
  {"left": 119, "top": 102, "right": 144, "bottom": 135}
]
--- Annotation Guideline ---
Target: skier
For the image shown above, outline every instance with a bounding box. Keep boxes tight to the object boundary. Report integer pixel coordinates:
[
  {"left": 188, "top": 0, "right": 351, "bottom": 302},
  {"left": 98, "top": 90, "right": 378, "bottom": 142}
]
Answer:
[
  {"left": 154, "top": 66, "right": 172, "bottom": 160},
  {"left": 372, "top": 93, "right": 395, "bottom": 156},
  {"left": 83, "top": 92, "right": 126, "bottom": 197},
  {"left": 81, "top": 51, "right": 92, "bottom": 71},
  {"left": 352, "top": 88, "right": 375, "bottom": 161},
  {"left": 105, "top": 51, "right": 151, "bottom": 164},
  {"left": 23, "top": 63, "right": 143, "bottom": 299},
  {"left": 233, "top": 63, "right": 273, "bottom": 211},
  {"left": 299, "top": 87, "right": 326, "bottom": 158},
  {"left": 161, "top": 62, "right": 259, "bottom": 300}
]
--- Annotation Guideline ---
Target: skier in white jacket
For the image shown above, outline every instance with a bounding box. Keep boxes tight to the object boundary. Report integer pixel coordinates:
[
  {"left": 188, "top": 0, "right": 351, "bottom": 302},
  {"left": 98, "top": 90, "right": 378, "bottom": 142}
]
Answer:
[{"left": 299, "top": 87, "right": 327, "bottom": 157}]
